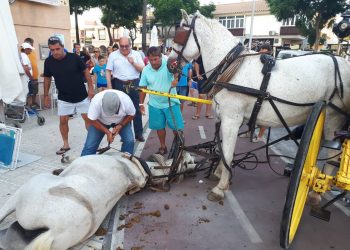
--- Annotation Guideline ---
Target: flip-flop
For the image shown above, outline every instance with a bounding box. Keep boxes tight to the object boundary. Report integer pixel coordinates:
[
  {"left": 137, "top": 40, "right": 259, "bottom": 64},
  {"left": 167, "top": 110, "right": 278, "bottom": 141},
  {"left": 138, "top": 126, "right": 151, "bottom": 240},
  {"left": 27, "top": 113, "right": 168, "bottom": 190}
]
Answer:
[
  {"left": 56, "top": 147, "right": 71, "bottom": 155},
  {"left": 156, "top": 147, "right": 168, "bottom": 155},
  {"left": 192, "top": 115, "right": 200, "bottom": 120},
  {"left": 205, "top": 115, "right": 214, "bottom": 119}
]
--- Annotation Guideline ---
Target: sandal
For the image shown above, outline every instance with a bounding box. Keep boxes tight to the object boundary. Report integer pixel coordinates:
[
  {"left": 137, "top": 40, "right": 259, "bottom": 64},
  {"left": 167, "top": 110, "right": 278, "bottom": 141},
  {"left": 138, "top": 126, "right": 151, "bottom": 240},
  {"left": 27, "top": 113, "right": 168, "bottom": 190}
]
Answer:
[
  {"left": 192, "top": 115, "right": 200, "bottom": 120},
  {"left": 205, "top": 114, "right": 214, "bottom": 119},
  {"left": 56, "top": 147, "right": 71, "bottom": 155},
  {"left": 156, "top": 147, "right": 168, "bottom": 155}
]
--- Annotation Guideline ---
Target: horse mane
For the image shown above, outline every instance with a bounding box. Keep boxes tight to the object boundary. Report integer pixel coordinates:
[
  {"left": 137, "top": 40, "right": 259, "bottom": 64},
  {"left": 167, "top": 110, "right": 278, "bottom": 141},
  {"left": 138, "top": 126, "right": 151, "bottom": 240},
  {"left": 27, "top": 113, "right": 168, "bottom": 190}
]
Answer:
[{"left": 192, "top": 11, "right": 237, "bottom": 40}]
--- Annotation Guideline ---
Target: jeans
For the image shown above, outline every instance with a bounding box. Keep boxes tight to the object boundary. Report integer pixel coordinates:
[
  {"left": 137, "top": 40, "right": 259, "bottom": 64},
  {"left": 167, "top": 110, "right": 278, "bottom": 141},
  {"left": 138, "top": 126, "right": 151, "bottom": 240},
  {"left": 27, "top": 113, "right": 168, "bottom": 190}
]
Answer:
[
  {"left": 112, "top": 78, "right": 143, "bottom": 138},
  {"left": 81, "top": 122, "right": 134, "bottom": 156}
]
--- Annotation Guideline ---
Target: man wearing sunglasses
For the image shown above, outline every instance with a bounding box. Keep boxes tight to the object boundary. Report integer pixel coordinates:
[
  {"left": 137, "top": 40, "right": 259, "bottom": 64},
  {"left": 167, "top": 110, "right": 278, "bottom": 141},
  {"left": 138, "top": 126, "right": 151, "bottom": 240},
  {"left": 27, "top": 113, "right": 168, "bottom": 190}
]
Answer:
[
  {"left": 81, "top": 90, "right": 135, "bottom": 155},
  {"left": 106, "top": 37, "right": 145, "bottom": 142},
  {"left": 43, "top": 36, "right": 94, "bottom": 155}
]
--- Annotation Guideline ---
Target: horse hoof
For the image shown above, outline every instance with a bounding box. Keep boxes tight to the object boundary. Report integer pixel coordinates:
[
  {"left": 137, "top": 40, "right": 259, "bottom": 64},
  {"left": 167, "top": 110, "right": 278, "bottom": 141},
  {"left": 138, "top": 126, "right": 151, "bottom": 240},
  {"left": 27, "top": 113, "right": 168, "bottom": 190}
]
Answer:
[
  {"left": 52, "top": 168, "right": 64, "bottom": 176},
  {"left": 207, "top": 191, "right": 223, "bottom": 202},
  {"left": 208, "top": 174, "right": 220, "bottom": 181},
  {"left": 307, "top": 191, "right": 322, "bottom": 206}
]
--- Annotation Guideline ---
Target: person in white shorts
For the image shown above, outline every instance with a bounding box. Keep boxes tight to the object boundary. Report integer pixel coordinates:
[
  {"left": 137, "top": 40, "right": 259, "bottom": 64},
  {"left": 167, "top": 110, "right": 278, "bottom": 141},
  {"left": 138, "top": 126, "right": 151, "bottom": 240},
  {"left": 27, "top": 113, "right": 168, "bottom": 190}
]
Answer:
[{"left": 43, "top": 36, "right": 94, "bottom": 155}]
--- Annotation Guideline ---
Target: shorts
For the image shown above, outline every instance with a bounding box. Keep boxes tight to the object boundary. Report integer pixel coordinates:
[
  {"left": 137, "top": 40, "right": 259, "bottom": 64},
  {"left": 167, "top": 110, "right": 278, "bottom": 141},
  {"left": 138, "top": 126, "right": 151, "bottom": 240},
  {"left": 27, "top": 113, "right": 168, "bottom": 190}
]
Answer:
[
  {"left": 176, "top": 86, "right": 189, "bottom": 103},
  {"left": 97, "top": 83, "right": 107, "bottom": 88},
  {"left": 57, "top": 97, "right": 90, "bottom": 116},
  {"left": 197, "top": 79, "right": 207, "bottom": 94},
  {"left": 28, "top": 80, "right": 38, "bottom": 96},
  {"left": 149, "top": 104, "right": 184, "bottom": 131},
  {"left": 191, "top": 81, "right": 198, "bottom": 90}
]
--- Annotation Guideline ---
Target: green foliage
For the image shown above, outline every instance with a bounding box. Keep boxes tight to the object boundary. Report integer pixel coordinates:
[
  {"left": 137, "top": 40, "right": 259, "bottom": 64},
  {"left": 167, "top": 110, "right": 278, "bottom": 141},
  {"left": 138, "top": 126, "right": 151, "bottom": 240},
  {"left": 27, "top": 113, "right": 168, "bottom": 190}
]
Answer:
[
  {"left": 267, "top": 0, "right": 348, "bottom": 47},
  {"left": 199, "top": 3, "right": 216, "bottom": 18},
  {"left": 69, "top": 0, "right": 96, "bottom": 14},
  {"left": 149, "top": 0, "right": 215, "bottom": 26},
  {"left": 101, "top": 0, "right": 142, "bottom": 29}
]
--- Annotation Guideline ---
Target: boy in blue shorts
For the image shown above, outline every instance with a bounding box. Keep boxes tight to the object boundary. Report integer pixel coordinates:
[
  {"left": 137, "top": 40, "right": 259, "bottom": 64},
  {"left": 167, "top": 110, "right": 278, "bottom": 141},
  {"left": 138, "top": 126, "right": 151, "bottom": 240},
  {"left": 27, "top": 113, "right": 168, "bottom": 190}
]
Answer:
[
  {"left": 176, "top": 62, "right": 192, "bottom": 113},
  {"left": 93, "top": 55, "right": 107, "bottom": 92},
  {"left": 139, "top": 46, "right": 184, "bottom": 155}
]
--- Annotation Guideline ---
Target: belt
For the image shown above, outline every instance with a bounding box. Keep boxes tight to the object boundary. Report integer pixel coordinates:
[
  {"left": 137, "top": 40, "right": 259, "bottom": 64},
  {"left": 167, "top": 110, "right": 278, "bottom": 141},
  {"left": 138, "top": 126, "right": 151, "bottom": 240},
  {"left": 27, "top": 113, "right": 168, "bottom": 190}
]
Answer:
[{"left": 114, "top": 78, "right": 139, "bottom": 84}]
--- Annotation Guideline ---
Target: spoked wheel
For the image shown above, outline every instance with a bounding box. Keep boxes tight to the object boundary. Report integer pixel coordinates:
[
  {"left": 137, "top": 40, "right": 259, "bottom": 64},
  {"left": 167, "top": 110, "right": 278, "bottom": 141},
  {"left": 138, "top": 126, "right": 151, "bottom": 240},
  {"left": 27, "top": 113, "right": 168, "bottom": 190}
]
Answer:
[{"left": 280, "top": 101, "right": 326, "bottom": 249}]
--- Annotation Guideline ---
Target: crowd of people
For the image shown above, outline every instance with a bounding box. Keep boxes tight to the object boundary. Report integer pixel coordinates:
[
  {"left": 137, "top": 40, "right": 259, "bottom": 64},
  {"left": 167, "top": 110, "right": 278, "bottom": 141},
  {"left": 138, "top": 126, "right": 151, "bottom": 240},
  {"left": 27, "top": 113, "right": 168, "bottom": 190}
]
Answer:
[{"left": 19, "top": 36, "right": 238, "bottom": 157}]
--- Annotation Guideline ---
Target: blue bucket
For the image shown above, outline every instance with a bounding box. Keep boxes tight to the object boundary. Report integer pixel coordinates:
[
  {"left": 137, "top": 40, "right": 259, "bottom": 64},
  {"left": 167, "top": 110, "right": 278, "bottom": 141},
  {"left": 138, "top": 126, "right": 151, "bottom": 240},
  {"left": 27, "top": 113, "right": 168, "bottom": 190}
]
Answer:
[{"left": 0, "top": 134, "right": 15, "bottom": 166}]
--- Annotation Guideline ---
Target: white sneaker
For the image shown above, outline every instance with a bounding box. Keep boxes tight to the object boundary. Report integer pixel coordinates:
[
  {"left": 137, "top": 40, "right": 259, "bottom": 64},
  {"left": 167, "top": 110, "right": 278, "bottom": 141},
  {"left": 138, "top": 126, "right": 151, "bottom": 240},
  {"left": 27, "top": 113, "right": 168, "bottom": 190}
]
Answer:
[
  {"left": 252, "top": 137, "right": 264, "bottom": 143},
  {"left": 239, "top": 132, "right": 250, "bottom": 138}
]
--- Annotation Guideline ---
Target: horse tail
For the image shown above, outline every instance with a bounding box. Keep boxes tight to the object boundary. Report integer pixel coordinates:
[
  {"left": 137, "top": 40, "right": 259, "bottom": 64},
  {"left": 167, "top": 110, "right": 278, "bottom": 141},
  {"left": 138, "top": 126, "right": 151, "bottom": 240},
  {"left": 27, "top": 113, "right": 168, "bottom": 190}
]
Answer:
[
  {"left": 24, "top": 230, "right": 54, "bottom": 250},
  {"left": 0, "top": 192, "right": 17, "bottom": 224}
]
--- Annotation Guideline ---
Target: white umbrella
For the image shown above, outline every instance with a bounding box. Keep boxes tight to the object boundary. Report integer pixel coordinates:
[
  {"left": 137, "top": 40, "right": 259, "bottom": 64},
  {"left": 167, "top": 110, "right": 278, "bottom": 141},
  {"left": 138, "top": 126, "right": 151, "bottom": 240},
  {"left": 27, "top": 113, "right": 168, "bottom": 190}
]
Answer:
[
  {"left": 150, "top": 25, "right": 159, "bottom": 47},
  {"left": 0, "top": 1, "right": 27, "bottom": 104}
]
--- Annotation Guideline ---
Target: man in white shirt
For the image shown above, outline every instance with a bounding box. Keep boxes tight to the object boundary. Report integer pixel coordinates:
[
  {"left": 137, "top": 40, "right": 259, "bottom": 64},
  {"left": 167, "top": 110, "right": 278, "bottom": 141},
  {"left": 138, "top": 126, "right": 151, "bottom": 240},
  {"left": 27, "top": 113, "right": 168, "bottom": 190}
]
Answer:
[
  {"left": 81, "top": 90, "right": 136, "bottom": 155},
  {"left": 106, "top": 37, "right": 145, "bottom": 142},
  {"left": 20, "top": 42, "right": 33, "bottom": 85}
]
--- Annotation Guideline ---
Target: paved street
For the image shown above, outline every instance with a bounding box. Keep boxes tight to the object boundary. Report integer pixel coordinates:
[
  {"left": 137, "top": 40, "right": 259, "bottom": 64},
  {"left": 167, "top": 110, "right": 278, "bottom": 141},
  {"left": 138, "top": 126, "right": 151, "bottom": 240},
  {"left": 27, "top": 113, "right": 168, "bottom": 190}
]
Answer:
[{"left": 1, "top": 102, "right": 350, "bottom": 250}]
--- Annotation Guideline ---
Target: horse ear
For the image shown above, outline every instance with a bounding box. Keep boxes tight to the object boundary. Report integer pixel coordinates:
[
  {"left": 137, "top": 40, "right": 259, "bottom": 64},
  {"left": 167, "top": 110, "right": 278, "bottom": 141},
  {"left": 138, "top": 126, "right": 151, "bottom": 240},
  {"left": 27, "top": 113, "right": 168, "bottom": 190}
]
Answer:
[{"left": 181, "top": 9, "right": 189, "bottom": 22}]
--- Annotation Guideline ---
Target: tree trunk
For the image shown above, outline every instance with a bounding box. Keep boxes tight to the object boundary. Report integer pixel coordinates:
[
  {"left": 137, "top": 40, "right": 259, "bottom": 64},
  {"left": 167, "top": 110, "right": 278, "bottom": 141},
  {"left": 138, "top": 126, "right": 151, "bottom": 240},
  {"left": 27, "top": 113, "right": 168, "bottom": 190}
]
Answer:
[
  {"left": 74, "top": 7, "right": 80, "bottom": 43},
  {"left": 313, "top": 13, "right": 321, "bottom": 51},
  {"left": 107, "top": 25, "right": 113, "bottom": 46},
  {"left": 142, "top": 0, "right": 148, "bottom": 52},
  {"left": 165, "top": 24, "right": 174, "bottom": 48}
]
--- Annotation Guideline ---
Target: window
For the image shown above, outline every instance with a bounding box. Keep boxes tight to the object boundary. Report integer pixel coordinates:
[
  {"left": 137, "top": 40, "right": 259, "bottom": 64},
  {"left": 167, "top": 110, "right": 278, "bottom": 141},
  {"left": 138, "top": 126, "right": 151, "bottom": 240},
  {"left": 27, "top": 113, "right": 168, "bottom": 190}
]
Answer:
[
  {"left": 219, "top": 16, "right": 245, "bottom": 29},
  {"left": 282, "top": 16, "right": 296, "bottom": 26},
  {"left": 98, "top": 29, "right": 106, "bottom": 40}
]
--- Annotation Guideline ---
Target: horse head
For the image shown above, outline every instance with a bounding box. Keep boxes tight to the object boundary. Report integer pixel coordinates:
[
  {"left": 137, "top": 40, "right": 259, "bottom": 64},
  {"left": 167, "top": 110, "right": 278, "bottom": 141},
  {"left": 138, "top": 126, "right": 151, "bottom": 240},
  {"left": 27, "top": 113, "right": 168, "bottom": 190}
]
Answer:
[
  {"left": 168, "top": 10, "right": 240, "bottom": 73},
  {"left": 147, "top": 151, "right": 196, "bottom": 185}
]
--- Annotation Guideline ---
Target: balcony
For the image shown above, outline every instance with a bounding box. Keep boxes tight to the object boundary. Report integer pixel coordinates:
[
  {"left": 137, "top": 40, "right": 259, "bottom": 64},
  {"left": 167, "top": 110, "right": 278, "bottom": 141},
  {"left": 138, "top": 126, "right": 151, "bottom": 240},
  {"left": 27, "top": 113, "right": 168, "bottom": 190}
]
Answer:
[
  {"left": 228, "top": 28, "right": 244, "bottom": 37},
  {"left": 280, "top": 26, "right": 301, "bottom": 36}
]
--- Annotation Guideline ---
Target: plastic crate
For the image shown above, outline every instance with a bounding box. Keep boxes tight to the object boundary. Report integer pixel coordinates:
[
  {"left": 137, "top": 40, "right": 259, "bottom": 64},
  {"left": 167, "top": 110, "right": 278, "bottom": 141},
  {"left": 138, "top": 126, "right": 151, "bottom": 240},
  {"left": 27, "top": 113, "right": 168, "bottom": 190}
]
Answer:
[{"left": 0, "top": 124, "right": 22, "bottom": 169}]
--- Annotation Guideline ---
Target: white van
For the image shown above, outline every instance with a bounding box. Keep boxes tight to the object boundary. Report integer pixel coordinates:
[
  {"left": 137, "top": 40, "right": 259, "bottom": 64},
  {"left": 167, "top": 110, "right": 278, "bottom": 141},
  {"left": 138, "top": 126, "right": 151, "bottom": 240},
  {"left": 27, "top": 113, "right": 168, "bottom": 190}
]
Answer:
[{"left": 277, "top": 50, "right": 312, "bottom": 59}]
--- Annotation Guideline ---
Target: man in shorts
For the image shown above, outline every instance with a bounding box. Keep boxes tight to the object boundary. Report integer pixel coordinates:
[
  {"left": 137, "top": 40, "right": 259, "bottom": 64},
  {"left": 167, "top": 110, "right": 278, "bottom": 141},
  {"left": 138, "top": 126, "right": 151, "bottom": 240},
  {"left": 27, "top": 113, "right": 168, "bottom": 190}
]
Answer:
[
  {"left": 23, "top": 38, "right": 39, "bottom": 108},
  {"left": 43, "top": 36, "right": 94, "bottom": 155},
  {"left": 139, "top": 46, "right": 184, "bottom": 155}
]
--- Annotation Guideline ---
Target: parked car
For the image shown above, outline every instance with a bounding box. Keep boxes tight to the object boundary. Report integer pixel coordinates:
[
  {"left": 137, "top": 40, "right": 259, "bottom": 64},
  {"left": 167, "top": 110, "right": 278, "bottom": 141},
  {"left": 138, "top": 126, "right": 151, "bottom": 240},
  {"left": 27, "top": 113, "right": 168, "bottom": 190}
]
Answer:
[{"left": 277, "top": 50, "right": 312, "bottom": 59}]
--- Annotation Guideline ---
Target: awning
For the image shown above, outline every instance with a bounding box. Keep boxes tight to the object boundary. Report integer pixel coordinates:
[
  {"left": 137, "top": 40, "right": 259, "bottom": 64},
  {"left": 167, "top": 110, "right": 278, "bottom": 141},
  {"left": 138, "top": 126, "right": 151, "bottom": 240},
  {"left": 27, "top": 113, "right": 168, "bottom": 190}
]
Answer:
[{"left": 0, "top": 1, "right": 27, "bottom": 104}]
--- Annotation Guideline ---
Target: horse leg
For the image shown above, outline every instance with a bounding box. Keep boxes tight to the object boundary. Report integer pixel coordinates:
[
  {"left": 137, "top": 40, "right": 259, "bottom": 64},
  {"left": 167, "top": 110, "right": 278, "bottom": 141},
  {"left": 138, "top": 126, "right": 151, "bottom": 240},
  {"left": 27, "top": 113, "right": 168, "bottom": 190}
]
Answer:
[
  {"left": 208, "top": 115, "right": 243, "bottom": 201},
  {"left": 323, "top": 109, "right": 345, "bottom": 175}
]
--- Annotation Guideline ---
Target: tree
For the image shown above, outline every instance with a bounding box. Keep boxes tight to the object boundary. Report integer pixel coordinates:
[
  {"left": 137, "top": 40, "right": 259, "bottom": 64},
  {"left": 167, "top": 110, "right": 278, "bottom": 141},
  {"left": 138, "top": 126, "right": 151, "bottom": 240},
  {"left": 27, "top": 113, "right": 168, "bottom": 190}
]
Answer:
[
  {"left": 70, "top": 0, "right": 142, "bottom": 46},
  {"left": 267, "top": 0, "right": 348, "bottom": 51},
  {"left": 69, "top": 0, "right": 96, "bottom": 43},
  {"left": 100, "top": 0, "right": 143, "bottom": 46},
  {"left": 149, "top": 0, "right": 216, "bottom": 45}
]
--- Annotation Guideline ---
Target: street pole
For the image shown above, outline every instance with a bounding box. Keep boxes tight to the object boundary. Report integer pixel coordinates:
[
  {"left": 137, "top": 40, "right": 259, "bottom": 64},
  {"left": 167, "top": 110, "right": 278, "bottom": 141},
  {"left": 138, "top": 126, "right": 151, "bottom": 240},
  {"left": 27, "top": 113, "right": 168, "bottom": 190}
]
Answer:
[
  {"left": 248, "top": 0, "right": 256, "bottom": 50},
  {"left": 142, "top": 0, "right": 148, "bottom": 52},
  {"left": 74, "top": 6, "right": 80, "bottom": 44}
]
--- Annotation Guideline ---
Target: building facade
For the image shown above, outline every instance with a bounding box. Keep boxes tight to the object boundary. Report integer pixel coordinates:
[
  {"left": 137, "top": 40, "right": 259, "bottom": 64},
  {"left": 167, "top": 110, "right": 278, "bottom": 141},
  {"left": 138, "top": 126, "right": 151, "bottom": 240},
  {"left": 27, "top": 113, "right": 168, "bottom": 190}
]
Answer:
[
  {"left": 213, "top": 0, "right": 306, "bottom": 52},
  {"left": 10, "top": 0, "right": 72, "bottom": 70}
]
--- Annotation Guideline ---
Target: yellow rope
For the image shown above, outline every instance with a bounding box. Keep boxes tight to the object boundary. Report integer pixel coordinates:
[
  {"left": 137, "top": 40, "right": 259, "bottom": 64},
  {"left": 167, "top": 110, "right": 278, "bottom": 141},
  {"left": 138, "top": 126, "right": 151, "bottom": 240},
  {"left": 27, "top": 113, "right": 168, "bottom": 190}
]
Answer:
[{"left": 139, "top": 88, "right": 213, "bottom": 104}]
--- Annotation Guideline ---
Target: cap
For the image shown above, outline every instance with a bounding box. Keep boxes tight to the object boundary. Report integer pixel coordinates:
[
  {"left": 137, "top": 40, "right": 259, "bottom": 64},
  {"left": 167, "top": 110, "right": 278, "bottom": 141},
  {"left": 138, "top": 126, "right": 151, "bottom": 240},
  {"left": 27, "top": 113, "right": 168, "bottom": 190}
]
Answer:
[
  {"left": 102, "top": 92, "right": 120, "bottom": 116},
  {"left": 21, "top": 42, "right": 34, "bottom": 50}
]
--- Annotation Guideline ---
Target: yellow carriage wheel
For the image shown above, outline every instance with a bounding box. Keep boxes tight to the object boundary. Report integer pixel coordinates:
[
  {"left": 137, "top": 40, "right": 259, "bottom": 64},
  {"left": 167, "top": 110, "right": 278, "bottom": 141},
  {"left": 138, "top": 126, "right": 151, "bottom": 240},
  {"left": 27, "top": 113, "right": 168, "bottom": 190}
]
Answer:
[{"left": 280, "top": 101, "right": 325, "bottom": 249}]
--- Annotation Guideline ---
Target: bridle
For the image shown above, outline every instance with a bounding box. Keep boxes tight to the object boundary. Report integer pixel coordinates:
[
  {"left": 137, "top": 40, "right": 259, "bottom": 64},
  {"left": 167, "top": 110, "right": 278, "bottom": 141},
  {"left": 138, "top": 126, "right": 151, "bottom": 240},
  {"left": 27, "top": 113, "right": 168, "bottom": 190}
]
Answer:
[{"left": 172, "top": 16, "right": 201, "bottom": 64}]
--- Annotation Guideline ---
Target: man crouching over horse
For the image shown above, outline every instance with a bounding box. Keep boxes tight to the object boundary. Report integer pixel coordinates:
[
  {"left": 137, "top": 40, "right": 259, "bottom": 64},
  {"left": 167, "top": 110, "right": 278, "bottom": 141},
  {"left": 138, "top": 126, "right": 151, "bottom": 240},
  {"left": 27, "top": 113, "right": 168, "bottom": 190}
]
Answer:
[
  {"left": 0, "top": 154, "right": 148, "bottom": 250},
  {"left": 81, "top": 89, "right": 136, "bottom": 156}
]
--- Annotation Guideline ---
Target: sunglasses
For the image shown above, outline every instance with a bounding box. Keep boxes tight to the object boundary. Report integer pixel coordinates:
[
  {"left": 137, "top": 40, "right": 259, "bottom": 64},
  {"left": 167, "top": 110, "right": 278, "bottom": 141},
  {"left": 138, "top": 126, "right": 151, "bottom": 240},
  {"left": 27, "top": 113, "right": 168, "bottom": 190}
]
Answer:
[
  {"left": 48, "top": 36, "right": 63, "bottom": 46},
  {"left": 120, "top": 45, "right": 130, "bottom": 49},
  {"left": 94, "top": 51, "right": 100, "bottom": 53}
]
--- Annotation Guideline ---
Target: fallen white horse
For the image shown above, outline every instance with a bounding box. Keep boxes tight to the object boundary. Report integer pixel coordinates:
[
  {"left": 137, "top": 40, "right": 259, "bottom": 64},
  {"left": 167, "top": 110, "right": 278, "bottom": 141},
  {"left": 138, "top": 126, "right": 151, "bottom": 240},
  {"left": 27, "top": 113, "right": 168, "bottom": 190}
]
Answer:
[
  {"left": 168, "top": 10, "right": 350, "bottom": 201},
  {"left": 0, "top": 152, "right": 195, "bottom": 250}
]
